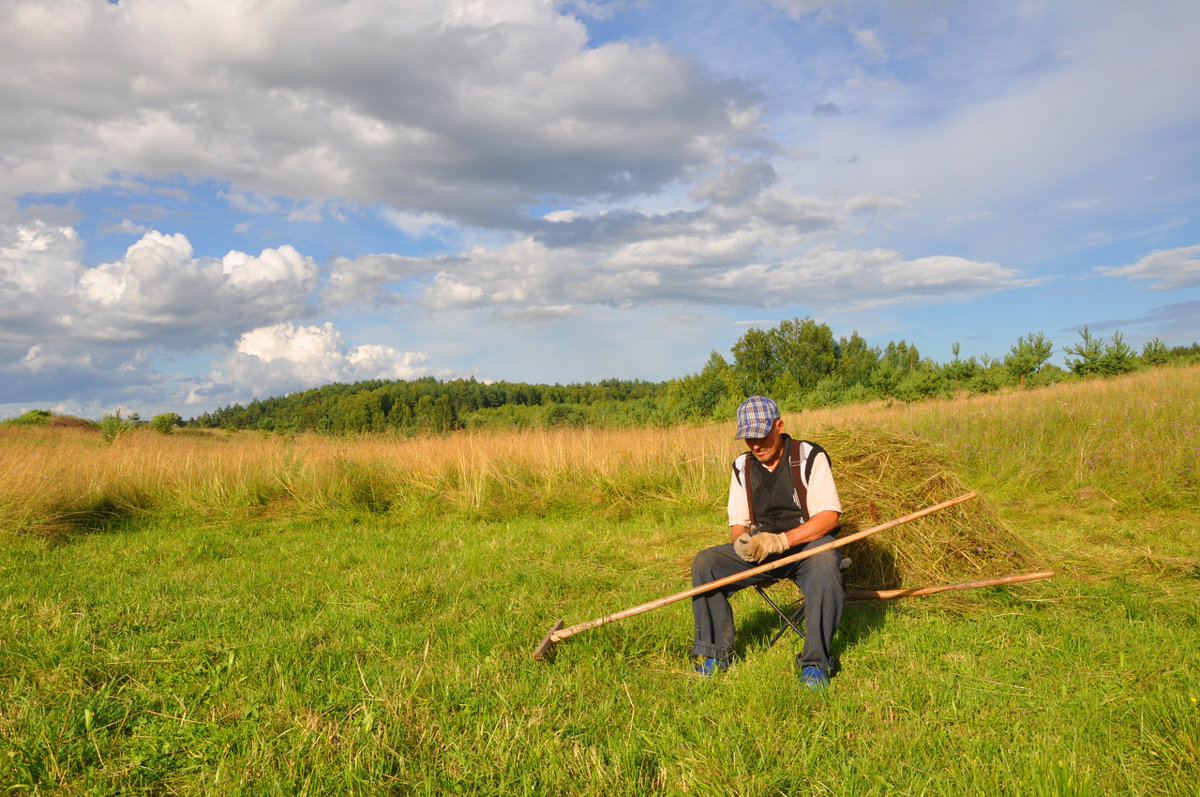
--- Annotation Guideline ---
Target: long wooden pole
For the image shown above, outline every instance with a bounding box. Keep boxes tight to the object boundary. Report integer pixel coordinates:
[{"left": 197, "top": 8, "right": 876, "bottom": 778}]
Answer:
[
  {"left": 533, "top": 491, "right": 976, "bottom": 660},
  {"left": 846, "top": 570, "right": 1055, "bottom": 601}
]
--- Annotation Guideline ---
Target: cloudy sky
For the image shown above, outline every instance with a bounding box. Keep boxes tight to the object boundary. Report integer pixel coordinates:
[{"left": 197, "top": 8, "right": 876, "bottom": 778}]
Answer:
[{"left": 2, "top": 0, "right": 1198, "bottom": 419}]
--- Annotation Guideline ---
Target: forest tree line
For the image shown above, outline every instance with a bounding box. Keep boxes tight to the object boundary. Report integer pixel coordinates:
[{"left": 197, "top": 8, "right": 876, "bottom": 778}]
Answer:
[{"left": 181, "top": 321, "right": 1199, "bottom": 436}]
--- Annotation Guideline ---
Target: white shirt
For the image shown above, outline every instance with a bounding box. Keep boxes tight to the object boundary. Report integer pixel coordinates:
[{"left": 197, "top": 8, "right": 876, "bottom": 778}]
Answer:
[{"left": 727, "top": 446, "right": 842, "bottom": 528}]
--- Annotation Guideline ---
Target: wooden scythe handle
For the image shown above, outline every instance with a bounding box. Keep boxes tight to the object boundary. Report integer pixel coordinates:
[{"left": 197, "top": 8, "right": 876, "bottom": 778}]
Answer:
[
  {"left": 547, "top": 491, "right": 977, "bottom": 647},
  {"left": 847, "top": 570, "right": 1055, "bottom": 600}
]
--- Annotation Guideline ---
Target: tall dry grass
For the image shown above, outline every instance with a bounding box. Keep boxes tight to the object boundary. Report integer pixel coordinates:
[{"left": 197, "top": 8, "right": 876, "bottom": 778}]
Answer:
[
  {"left": 0, "top": 424, "right": 736, "bottom": 535},
  {"left": 4, "top": 363, "right": 1194, "bottom": 569},
  {"left": 887, "top": 364, "right": 1199, "bottom": 506},
  {"left": 0, "top": 413, "right": 1024, "bottom": 587}
]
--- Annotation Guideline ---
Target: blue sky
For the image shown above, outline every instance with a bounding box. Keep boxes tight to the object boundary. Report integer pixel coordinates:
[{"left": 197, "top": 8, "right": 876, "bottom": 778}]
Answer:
[{"left": 2, "top": 0, "right": 1198, "bottom": 420}]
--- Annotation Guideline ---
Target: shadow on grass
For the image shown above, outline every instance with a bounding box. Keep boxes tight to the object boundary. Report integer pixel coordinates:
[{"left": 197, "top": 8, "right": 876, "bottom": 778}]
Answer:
[{"left": 31, "top": 497, "right": 147, "bottom": 543}]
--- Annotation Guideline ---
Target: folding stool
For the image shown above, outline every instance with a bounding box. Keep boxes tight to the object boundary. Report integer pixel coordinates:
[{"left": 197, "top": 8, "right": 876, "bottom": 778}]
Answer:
[
  {"left": 753, "top": 583, "right": 806, "bottom": 648},
  {"left": 752, "top": 556, "right": 851, "bottom": 648}
]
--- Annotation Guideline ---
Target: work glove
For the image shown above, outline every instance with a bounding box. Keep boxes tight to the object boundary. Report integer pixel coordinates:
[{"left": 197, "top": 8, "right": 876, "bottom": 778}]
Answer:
[
  {"left": 747, "top": 532, "right": 790, "bottom": 563},
  {"left": 733, "top": 533, "right": 756, "bottom": 563}
]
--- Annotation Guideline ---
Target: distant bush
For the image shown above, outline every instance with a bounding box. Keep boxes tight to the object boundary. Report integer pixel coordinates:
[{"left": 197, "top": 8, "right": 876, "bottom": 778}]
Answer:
[
  {"left": 894, "top": 366, "right": 947, "bottom": 403},
  {"left": 6, "top": 409, "right": 53, "bottom": 426},
  {"left": 841, "top": 382, "right": 873, "bottom": 405},
  {"left": 1027, "top": 363, "right": 1068, "bottom": 388},
  {"left": 805, "top": 376, "right": 847, "bottom": 409},
  {"left": 1142, "top": 338, "right": 1169, "bottom": 366},
  {"left": 99, "top": 411, "right": 137, "bottom": 443},
  {"left": 1168, "top": 342, "right": 1200, "bottom": 363},
  {"left": 968, "top": 368, "right": 1002, "bottom": 395},
  {"left": 152, "top": 412, "right": 182, "bottom": 435},
  {"left": 544, "top": 403, "right": 586, "bottom": 429}
]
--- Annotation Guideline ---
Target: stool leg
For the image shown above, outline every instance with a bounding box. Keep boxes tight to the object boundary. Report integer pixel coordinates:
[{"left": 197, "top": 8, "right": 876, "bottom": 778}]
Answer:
[{"left": 753, "top": 585, "right": 806, "bottom": 648}]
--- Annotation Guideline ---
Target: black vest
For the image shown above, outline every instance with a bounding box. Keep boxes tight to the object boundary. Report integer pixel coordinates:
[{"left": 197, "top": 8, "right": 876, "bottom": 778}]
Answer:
[{"left": 736, "top": 434, "right": 826, "bottom": 534}]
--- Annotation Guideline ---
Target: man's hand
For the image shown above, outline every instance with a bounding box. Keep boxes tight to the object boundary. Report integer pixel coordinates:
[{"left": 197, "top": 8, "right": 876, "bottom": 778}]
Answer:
[
  {"left": 733, "top": 533, "right": 756, "bottom": 563},
  {"left": 747, "top": 532, "right": 790, "bottom": 562}
]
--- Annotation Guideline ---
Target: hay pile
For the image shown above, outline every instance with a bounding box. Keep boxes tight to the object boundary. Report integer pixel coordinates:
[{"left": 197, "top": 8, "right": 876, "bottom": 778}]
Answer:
[{"left": 820, "top": 426, "right": 1033, "bottom": 590}]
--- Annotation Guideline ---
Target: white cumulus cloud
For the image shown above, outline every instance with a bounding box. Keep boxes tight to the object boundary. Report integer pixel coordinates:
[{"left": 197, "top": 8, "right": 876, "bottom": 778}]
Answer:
[
  {"left": 0, "top": 223, "right": 321, "bottom": 405},
  {"left": 1095, "top": 245, "right": 1200, "bottom": 291},
  {"left": 205, "top": 321, "right": 431, "bottom": 401},
  {"left": 0, "top": 0, "right": 759, "bottom": 226}
]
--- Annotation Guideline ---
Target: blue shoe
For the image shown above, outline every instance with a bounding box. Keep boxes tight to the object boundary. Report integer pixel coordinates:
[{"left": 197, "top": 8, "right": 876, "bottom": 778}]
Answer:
[
  {"left": 800, "top": 664, "right": 830, "bottom": 691},
  {"left": 692, "top": 657, "right": 727, "bottom": 677}
]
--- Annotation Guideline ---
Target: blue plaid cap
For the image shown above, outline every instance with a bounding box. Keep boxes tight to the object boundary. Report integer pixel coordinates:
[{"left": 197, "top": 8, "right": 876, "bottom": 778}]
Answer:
[{"left": 734, "top": 396, "right": 780, "bottom": 439}]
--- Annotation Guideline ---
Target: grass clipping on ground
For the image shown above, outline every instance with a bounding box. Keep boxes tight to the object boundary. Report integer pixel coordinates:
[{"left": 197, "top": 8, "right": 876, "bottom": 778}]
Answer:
[{"left": 823, "top": 425, "right": 1033, "bottom": 590}]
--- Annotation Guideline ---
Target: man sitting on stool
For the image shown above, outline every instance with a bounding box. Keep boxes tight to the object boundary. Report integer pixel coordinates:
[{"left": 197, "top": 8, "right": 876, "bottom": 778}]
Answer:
[{"left": 690, "top": 395, "right": 844, "bottom": 690}]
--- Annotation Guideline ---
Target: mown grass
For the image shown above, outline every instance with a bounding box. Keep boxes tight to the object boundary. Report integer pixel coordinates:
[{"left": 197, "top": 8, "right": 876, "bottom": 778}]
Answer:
[{"left": 1, "top": 365, "right": 1197, "bottom": 794}]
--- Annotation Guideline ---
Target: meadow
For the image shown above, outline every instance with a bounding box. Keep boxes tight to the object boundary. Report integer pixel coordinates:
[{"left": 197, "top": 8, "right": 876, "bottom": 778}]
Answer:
[{"left": 1, "top": 366, "right": 1197, "bottom": 794}]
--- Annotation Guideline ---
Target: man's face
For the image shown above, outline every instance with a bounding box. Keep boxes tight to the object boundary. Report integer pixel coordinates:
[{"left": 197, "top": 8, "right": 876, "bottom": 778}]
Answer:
[{"left": 744, "top": 418, "right": 785, "bottom": 467}]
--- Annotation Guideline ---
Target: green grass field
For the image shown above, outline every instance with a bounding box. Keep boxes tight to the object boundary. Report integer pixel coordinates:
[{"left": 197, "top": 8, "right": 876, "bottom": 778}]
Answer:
[{"left": 1, "top": 367, "right": 1197, "bottom": 794}]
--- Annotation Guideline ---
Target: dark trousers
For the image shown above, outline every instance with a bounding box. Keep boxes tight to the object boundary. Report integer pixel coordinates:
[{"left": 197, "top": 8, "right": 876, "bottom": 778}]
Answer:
[{"left": 690, "top": 535, "right": 844, "bottom": 672}]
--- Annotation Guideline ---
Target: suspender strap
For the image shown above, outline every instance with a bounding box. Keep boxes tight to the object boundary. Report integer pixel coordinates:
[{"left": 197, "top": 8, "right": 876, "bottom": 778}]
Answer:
[
  {"left": 789, "top": 439, "right": 808, "bottom": 522},
  {"left": 743, "top": 457, "right": 755, "bottom": 526}
]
